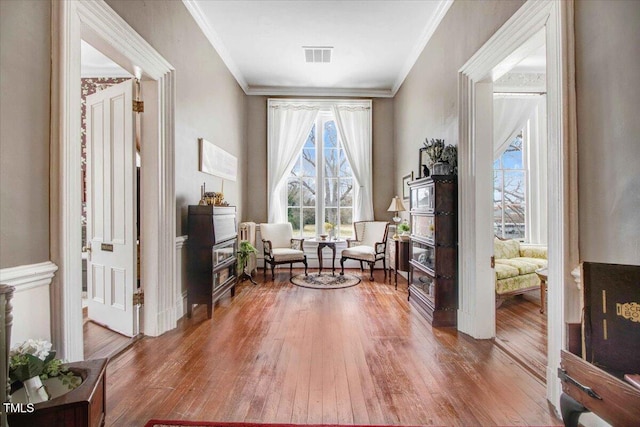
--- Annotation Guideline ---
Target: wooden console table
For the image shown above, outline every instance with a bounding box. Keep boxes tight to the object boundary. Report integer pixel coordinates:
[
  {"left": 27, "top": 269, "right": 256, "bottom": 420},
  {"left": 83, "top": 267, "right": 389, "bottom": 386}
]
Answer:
[
  {"left": 389, "top": 238, "right": 410, "bottom": 289},
  {"left": 8, "top": 358, "right": 108, "bottom": 427}
]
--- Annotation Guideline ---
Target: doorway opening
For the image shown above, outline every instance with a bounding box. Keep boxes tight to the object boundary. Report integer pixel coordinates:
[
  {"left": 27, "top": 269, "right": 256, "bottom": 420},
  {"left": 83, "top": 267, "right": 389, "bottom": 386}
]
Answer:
[
  {"left": 491, "top": 37, "right": 548, "bottom": 381},
  {"left": 80, "top": 39, "right": 140, "bottom": 360}
]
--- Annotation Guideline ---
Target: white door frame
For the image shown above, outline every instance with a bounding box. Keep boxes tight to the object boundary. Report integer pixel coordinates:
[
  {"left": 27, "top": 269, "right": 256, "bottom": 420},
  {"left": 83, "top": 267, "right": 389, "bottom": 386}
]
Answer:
[
  {"left": 51, "top": 0, "right": 177, "bottom": 361},
  {"left": 457, "top": 0, "right": 579, "bottom": 412}
]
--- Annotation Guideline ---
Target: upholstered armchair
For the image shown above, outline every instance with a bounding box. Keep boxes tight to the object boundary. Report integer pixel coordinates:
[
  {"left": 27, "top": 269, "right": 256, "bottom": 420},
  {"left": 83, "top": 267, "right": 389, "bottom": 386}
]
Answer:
[
  {"left": 340, "top": 221, "right": 389, "bottom": 280},
  {"left": 260, "top": 223, "right": 308, "bottom": 280}
]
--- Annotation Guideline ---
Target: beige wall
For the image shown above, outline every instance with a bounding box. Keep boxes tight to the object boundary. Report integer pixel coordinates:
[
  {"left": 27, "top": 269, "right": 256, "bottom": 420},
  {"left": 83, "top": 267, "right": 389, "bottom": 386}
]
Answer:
[
  {"left": 394, "top": 0, "right": 525, "bottom": 201},
  {"left": 106, "top": 0, "right": 247, "bottom": 235},
  {"left": 575, "top": 0, "right": 640, "bottom": 264},
  {"left": 0, "top": 0, "right": 51, "bottom": 268},
  {"left": 243, "top": 97, "right": 395, "bottom": 224}
]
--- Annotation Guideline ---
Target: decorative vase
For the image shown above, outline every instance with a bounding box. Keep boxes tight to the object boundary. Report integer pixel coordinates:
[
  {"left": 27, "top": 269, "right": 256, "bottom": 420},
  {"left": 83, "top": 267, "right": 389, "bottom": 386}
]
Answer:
[
  {"left": 432, "top": 162, "right": 450, "bottom": 175},
  {"left": 23, "top": 376, "right": 49, "bottom": 403}
]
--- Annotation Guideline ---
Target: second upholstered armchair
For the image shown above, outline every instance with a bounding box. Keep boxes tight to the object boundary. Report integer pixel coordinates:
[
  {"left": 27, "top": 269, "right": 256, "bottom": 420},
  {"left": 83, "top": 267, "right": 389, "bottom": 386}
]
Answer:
[{"left": 340, "top": 221, "right": 389, "bottom": 281}]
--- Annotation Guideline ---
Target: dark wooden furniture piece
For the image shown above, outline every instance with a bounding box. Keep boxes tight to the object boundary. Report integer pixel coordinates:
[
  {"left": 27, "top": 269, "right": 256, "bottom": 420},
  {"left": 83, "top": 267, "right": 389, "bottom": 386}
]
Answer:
[
  {"left": 187, "top": 205, "right": 237, "bottom": 319},
  {"left": 8, "top": 358, "right": 108, "bottom": 427},
  {"left": 558, "top": 262, "right": 640, "bottom": 426},
  {"left": 314, "top": 238, "right": 343, "bottom": 276},
  {"left": 408, "top": 176, "right": 458, "bottom": 327},
  {"left": 389, "top": 237, "right": 410, "bottom": 289}
]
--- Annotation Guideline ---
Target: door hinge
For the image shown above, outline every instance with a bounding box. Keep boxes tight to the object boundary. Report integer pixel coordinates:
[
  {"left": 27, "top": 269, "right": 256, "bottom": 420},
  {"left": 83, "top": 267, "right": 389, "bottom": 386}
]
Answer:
[
  {"left": 132, "top": 100, "right": 144, "bottom": 113},
  {"left": 491, "top": 255, "right": 495, "bottom": 268},
  {"left": 133, "top": 291, "right": 144, "bottom": 306}
]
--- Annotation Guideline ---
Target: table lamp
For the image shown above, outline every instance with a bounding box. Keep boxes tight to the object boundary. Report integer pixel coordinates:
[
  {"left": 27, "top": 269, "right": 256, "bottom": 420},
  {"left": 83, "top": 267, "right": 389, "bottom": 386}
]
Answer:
[{"left": 387, "top": 196, "right": 406, "bottom": 239}]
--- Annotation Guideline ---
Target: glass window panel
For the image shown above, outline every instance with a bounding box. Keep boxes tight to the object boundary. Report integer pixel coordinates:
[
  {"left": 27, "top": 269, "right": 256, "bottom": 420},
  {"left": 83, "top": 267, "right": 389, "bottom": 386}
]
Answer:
[
  {"left": 324, "top": 120, "right": 338, "bottom": 148},
  {"left": 339, "top": 208, "right": 352, "bottom": 237},
  {"left": 287, "top": 179, "right": 301, "bottom": 207},
  {"left": 302, "top": 148, "right": 316, "bottom": 176},
  {"left": 502, "top": 135, "right": 523, "bottom": 169},
  {"left": 339, "top": 150, "right": 352, "bottom": 177},
  {"left": 290, "top": 157, "right": 301, "bottom": 177},
  {"left": 302, "top": 178, "right": 316, "bottom": 207},
  {"left": 324, "top": 178, "right": 338, "bottom": 207},
  {"left": 302, "top": 209, "right": 316, "bottom": 237},
  {"left": 324, "top": 208, "right": 338, "bottom": 229},
  {"left": 504, "top": 205, "right": 525, "bottom": 239},
  {"left": 493, "top": 158, "right": 501, "bottom": 169},
  {"left": 288, "top": 207, "right": 301, "bottom": 235},
  {"left": 304, "top": 124, "right": 316, "bottom": 148},
  {"left": 324, "top": 148, "right": 339, "bottom": 177},
  {"left": 339, "top": 178, "right": 353, "bottom": 205},
  {"left": 503, "top": 171, "right": 525, "bottom": 201}
]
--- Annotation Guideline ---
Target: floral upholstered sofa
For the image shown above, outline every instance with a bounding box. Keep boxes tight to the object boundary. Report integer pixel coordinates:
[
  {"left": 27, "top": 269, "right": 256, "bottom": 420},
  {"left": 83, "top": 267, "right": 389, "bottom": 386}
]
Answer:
[{"left": 494, "top": 237, "right": 547, "bottom": 300}]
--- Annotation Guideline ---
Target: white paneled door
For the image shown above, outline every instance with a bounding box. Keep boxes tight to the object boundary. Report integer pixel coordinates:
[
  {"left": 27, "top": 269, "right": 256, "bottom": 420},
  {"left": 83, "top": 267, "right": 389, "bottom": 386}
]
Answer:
[{"left": 85, "top": 80, "right": 136, "bottom": 337}]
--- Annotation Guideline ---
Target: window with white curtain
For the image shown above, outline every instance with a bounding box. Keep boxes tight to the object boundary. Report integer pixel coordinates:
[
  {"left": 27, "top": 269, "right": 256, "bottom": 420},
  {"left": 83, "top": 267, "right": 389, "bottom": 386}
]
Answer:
[
  {"left": 287, "top": 112, "right": 354, "bottom": 238},
  {"left": 267, "top": 99, "right": 372, "bottom": 231},
  {"left": 494, "top": 133, "right": 526, "bottom": 239}
]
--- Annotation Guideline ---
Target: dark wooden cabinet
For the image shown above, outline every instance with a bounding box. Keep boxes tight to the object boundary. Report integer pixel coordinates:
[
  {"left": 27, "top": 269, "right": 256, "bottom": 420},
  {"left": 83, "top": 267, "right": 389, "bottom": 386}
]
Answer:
[
  {"left": 187, "top": 205, "right": 237, "bottom": 319},
  {"left": 7, "top": 358, "right": 107, "bottom": 427},
  {"left": 388, "top": 237, "right": 410, "bottom": 289},
  {"left": 408, "top": 176, "right": 458, "bottom": 326}
]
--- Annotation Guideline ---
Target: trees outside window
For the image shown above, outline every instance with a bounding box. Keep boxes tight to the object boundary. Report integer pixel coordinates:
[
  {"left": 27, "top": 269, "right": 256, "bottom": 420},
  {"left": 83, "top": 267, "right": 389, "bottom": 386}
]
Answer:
[
  {"left": 494, "top": 134, "right": 526, "bottom": 239},
  {"left": 287, "top": 112, "right": 354, "bottom": 238}
]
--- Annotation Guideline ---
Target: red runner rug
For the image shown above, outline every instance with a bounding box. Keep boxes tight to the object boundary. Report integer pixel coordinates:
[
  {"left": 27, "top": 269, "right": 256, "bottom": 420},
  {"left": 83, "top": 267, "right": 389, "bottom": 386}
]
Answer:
[{"left": 145, "top": 421, "right": 424, "bottom": 427}]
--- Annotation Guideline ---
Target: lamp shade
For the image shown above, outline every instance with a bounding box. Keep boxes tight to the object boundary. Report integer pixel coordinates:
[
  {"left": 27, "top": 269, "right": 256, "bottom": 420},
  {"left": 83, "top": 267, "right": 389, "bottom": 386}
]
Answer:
[{"left": 387, "top": 196, "right": 406, "bottom": 212}]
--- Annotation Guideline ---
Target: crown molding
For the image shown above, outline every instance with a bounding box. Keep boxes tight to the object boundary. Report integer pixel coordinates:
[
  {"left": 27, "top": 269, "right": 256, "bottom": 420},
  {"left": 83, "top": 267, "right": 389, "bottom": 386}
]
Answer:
[
  {"left": 391, "top": 0, "right": 453, "bottom": 96},
  {"left": 182, "top": 0, "right": 249, "bottom": 93},
  {"left": 247, "top": 85, "right": 393, "bottom": 98}
]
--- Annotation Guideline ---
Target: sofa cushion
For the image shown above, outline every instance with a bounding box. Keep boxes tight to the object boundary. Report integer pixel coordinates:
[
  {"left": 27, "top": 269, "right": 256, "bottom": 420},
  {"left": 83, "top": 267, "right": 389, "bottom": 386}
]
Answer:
[
  {"left": 516, "top": 257, "right": 548, "bottom": 269},
  {"left": 496, "top": 258, "right": 539, "bottom": 275},
  {"left": 519, "top": 245, "right": 548, "bottom": 259},
  {"left": 494, "top": 238, "right": 520, "bottom": 259},
  {"left": 270, "top": 248, "right": 305, "bottom": 262},
  {"left": 341, "top": 245, "right": 376, "bottom": 262},
  {"left": 494, "top": 262, "right": 520, "bottom": 280}
]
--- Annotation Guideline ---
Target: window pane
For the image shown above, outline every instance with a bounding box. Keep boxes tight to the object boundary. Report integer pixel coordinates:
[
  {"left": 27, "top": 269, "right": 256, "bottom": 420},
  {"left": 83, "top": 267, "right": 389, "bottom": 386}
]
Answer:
[
  {"left": 324, "top": 120, "right": 338, "bottom": 148},
  {"left": 304, "top": 124, "right": 316, "bottom": 148},
  {"left": 324, "top": 178, "right": 337, "bottom": 207},
  {"left": 324, "top": 208, "right": 338, "bottom": 230},
  {"left": 302, "top": 148, "right": 316, "bottom": 176},
  {"left": 339, "top": 208, "right": 353, "bottom": 237},
  {"left": 288, "top": 207, "right": 301, "bottom": 235},
  {"left": 340, "top": 178, "right": 353, "bottom": 206},
  {"left": 502, "top": 135, "right": 523, "bottom": 169},
  {"left": 290, "top": 157, "right": 301, "bottom": 177},
  {"left": 287, "top": 179, "right": 301, "bottom": 207},
  {"left": 302, "top": 178, "right": 315, "bottom": 207},
  {"left": 339, "top": 150, "right": 352, "bottom": 177},
  {"left": 324, "top": 148, "right": 339, "bottom": 177},
  {"left": 493, "top": 204, "right": 503, "bottom": 237},
  {"left": 302, "top": 208, "right": 315, "bottom": 237}
]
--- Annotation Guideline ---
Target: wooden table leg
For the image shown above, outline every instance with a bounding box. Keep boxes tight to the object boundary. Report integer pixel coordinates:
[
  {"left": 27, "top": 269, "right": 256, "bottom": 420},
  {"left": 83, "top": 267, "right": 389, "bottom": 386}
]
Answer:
[
  {"left": 330, "top": 244, "right": 336, "bottom": 275},
  {"left": 540, "top": 279, "right": 546, "bottom": 314},
  {"left": 317, "top": 244, "right": 324, "bottom": 275}
]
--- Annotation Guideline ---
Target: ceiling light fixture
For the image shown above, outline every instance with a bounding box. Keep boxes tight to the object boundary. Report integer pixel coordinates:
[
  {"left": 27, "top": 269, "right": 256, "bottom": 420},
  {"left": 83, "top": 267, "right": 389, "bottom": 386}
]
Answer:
[{"left": 303, "top": 46, "right": 333, "bottom": 63}]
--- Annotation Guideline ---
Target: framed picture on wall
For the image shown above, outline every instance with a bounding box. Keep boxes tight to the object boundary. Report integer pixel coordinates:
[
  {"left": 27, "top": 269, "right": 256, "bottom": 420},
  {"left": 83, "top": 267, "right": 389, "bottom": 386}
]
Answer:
[
  {"left": 402, "top": 172, "right": 413, "bottom": 201},
  {"left": 418, "top": 147, "right": 429, "bottom": 178}
]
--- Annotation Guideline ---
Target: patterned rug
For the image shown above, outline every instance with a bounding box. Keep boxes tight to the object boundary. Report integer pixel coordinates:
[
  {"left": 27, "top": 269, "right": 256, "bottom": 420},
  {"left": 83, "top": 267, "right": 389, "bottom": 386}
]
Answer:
[{"left": 290, "top": 272, "right": 361, "bottom": 289}]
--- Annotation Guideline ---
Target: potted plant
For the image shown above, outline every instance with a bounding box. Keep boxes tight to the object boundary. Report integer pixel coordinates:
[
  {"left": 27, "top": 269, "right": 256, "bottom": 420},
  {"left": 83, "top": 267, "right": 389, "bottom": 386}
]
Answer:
[
  {"left": 397, "top": 221, "right": 410, "bottom": 238},
  {"left": 237, "top": 241, "right": 257, "bottom": 274},
  {"left": 9, "top": 339, "right": 81, "bottom": 403},
  {"left": 423, "top": 138, "right": 457, "bottom": 175}
]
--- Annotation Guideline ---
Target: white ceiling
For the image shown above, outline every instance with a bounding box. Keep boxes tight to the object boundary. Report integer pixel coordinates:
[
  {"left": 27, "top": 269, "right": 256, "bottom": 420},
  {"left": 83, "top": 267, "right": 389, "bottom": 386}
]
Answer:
[
  {"left": 81, "top": 40, "right": 132, "bottom": 78},
  {"left": 184, "top": 0, "right": 453, "bottom": 97}
]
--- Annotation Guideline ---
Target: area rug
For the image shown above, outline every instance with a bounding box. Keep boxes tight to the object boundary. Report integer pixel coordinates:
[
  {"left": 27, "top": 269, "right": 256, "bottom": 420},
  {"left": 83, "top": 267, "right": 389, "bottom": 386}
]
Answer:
[
  {"left": 290, "top": 272, "right": 361, "bottom": 289},
  {"left": 145, "top": 421, "right": 423, "bottom": 427}
]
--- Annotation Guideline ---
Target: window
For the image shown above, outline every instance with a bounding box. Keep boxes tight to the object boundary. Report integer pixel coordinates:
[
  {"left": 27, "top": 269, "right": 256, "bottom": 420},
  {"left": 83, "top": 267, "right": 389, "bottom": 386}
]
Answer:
[
  {"left": 494, "top": 133, "right": 526, "bottom": 239},
  {"left": 287, "top": 113, "right": 354, "bottom": 238}
]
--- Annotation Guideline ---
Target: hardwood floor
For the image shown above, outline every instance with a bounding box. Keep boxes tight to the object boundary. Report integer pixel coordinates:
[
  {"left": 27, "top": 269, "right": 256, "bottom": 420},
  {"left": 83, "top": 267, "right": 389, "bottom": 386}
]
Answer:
[
  {"left": 84, "top": 307, "right": 138, "bottom": 360},
  {"left": 105, "top": 270, "right": 560, "bottom": 426},
  {"left": 495, "top": 295, "right": 547, "bottom": 382}
]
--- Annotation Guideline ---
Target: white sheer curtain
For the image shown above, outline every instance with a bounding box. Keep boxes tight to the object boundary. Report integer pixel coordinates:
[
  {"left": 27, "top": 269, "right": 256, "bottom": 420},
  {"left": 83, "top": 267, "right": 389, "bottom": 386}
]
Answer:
[
  {"left": 493, "top": 95, "right": 542, "bottom": 158},
  {"left": 267, "top": 102, "right": 319, "bottom": 223},
  {"left": 332, "top": 104, "right": 374, "bottom": 221}
]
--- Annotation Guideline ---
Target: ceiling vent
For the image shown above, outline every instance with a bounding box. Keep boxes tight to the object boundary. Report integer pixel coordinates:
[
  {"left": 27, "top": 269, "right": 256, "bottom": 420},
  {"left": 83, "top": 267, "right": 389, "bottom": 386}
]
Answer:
[{"left": 303, "top": 46, "right": 332, "bottom": 63}]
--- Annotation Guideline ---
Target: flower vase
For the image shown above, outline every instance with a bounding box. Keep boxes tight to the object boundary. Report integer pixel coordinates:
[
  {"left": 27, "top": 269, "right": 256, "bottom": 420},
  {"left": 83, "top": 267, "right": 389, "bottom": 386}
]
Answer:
[
  {"left": 432, "top": 162, "right": 450, "bottom": 175},
  {"left": 23, "top": 376, "right": 49, "bottom": 403}
]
